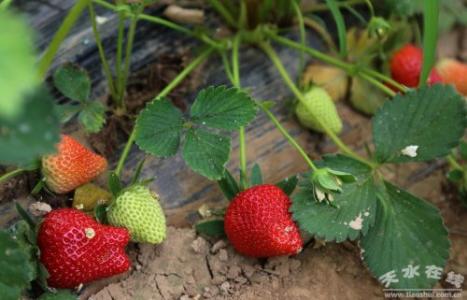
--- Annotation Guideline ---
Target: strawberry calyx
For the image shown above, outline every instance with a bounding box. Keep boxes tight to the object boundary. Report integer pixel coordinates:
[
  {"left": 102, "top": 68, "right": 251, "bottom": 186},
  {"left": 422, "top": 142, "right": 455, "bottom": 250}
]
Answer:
[{"left": 310, "top": 167, "right": 355, "bottom": 205}]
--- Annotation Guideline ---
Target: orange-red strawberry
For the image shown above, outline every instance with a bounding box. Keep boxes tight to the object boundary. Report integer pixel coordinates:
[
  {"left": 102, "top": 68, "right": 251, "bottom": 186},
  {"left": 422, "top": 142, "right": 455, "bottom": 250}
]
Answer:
[
  {"left": 390, "top": 44, "right": 442, "bottom": 88},
  {"left": 38, "top": 208, "right": 130, "bottom": 288},
  {"left": 42, "top": 135, "right": 107, "bottom": 193},
  {"left": 436, "top": 58, "right": 467, "bottom": 96},
  {"left": 224, "top": 184, "right": 303, "bottom": 258}
]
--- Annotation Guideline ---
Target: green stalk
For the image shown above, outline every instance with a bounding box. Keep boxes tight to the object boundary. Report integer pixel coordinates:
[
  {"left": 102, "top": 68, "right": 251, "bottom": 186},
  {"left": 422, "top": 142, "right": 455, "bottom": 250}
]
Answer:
[
  {"left": 269, "top": 34, "right": 404, "bottom": 96},
  {"left": 221, "top": 52, "right": 235, "bottom": 84},
  {"left": 268, "top": 33, "right": 353, "bottom": 72},
  {"left": 88, "top": 3, "right": 118, "bottom": 100},
  {"left": 292, "top": 0, "right": 306, "bottom": 75},
  {"left": 447, "top": 154, "right": 462, "bottom": 171},
  {"left": 92, "top": 0, "right": 193, "bottom": 35},
  {"left": 260, "top": 104, "right": 318, "bottom": 171},
  {"left": 118, "top": 7, "right": 141, "bottom": 109},
  {"left": 0, "top": 168, "right": 26, "bottom": 185},
  {"left": 208, "top": 0, "right": 237, "bottom": 28},
  {"left": 359, "top": 72, "right": 396, "bottom": 97},
  {"left": 115, "top": 5, "right": 126, "bottom": 108},
  {"left": 138, "top": 14, "right": 194, "bottom": 36},
  {"left": 364, "top": 0, "right": 375, "bottom": 18},
  {"left": 325, "top": 0, "right": 347, "bottom": 58},
  {"left": 420, "top": 0, "right": 439, "bottom": 86},
  {"left": 303, "top": 17, "right": 337, "bottom": 53},
  {"left": 363, "top": 68, "right": 408, "bottom": 92},
  {"left": 38, "top": 0, "right": 90, "bottom": 78},
  {"left": 260, "top": 42, "right": 377, "bottom": 168},
  {"left": 232, "top": 34, "right": 248, "bottom": 188},
  {"left": 115, "top": 47, "right": 214, "bottom": 176}
]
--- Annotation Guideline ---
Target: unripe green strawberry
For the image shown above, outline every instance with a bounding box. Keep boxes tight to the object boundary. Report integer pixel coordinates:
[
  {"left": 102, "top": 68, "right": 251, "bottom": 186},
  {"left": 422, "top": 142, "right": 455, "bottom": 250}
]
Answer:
[
  {"left": 295, "top": 86, "right": 343, "bottom": 134},
  {"left": 107, "top": 185, "right": 166, "bottom": 244}
]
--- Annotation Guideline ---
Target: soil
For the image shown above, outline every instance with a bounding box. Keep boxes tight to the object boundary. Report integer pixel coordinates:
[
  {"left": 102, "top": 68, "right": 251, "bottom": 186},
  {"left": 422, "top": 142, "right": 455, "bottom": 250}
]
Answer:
[{"left": 87, "top": 227, "right": 383, "bottom": 300}]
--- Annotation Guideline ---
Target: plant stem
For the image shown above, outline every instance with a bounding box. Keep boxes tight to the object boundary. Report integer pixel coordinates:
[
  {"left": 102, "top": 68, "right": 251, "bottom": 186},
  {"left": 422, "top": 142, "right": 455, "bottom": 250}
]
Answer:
[
  {"left": 447, "top": 154, "right": 462, "bottom": 171},
  {"left": 115, "top": 47, "right": 214, "bottom": 176},
  {"left": 0, "top": 168, "right": 26, "bottom": 185},
  {"left": 221, "top": 52, "right": 235, "bottom": 84},
  {"left": 269, "top": 33, "right": 353, "bottom": 72},
  {"left": 88, "top": 2, "right": 118, "bottom": 100},
  {"left": 292, "top": 0, "right": 306, "bottom": 76},
  {"left": 269, "top": 33, "right": 403, "bottom": 97},
  {"left": 302, "top": 17, "right": 337, "bottom": 53},
  {"left": 232, "top": 34, "right": 248, "bottom": 187},
  {"left": 208, "top": 0, "right": 237, "bottom": 28},
  {"left": 38, "top": 0, "right": 90, "bottom": 78},
  {"left": 115, "top": 3, "right": 126, "bottom": 108},
  {"left": 359, "top": 72, "right": 396, "bottom": 97},
  {"left": 118, "top": 7, "right": 141, "bottom": 109},
  {"left": 260, "top": 104, "right": 318, "bottom": 171},
  {"left": 363, "top": 68, "right": 408, "bottom": 92},
  {"left": 92, "top": 0, "right": 194, "bottom": 36},
  {"left": 260, "top": 42, "right": 377, "bottom": 168}
]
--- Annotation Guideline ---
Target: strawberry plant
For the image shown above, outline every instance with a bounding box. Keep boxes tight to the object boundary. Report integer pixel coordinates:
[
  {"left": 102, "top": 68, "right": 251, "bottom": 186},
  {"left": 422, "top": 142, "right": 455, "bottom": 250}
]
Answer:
[{"left": 0, "top": 0, "right": 466, "bottom": 298}]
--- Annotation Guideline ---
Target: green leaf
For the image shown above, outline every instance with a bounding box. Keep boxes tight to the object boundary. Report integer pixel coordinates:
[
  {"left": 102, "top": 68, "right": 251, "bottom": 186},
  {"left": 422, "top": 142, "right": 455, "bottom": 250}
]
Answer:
[
  {"left": 292, "top": 175, "right": 377, "bottom": 242},
  {"left": 361, "top": 181, "right": 450, "bottom": 289},
  {"left": 94, "top": 204, "right": 108, "bottom": 224},
  {"left": 0, "top": 86, "right": 61, "bottom": 165},
  {"left": 325, "top": 0, "right": 347, "bottom": 58},
  {"left": 217, "top": 169, "right": 240, "bottom": 200},
  {"left": 0, "top": 10, "right": 39, "bottom": 120},
  {"left": 55, "top": 104, "right": 80, "bottom": 124},
  {"left": 78, "top": 101, "right": 106, "bottom": 133},
  {"left": 446, "top": 169, "right": 463, "bottom": 182},
  {"left": 182, "top": 128, "right": 231, "bottom": 180},
  {"left": 0, "top": 230, "right": 35, "bottom": 300},
  {"left": 373, "top": 85, "right": 465, "bottom": 163},
  {"left": 53, "top": 63, "right": 91, "bottom": 102},
  {"left": 276, "top": 175, "right": 298, "bottom": 195},
  {"left": 250, "top": 163, "right": 263, "bottom": 186},
  {"left": 135, "top": 98, "right": 184, "bottom": 157},
  {"left": 190, "top": 86, "right": 257, "bottom": 131},
  {"left": 195, "top": 219, "right": 225, "bottom": 238},
  {"left": 38, "top": 290, "right": 78, "bottom": 300},
  {"left": 420, "top": 0, "right": 439, "bottom": 86},
  {"left": 131, "top": 158, "right": 146, "bottom": 185}
]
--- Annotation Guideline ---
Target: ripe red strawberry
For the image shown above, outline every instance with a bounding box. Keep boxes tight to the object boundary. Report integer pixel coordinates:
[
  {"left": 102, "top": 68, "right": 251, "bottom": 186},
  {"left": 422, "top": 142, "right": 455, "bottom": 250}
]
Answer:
[
  {"left": 38, "top": 208, "right": 130, "bottom": 288},
  {"left": 436, "top": 58, "right": 467, "bottom": 96},
  {"left": 224, "top": 184, "right": 303, "bottom": 257},
  {"left": 42, "top": 135, "right": 107, "bottom": 194},
  {"left": 390, "top": 44, "right": 442, "bottom": 88}
]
